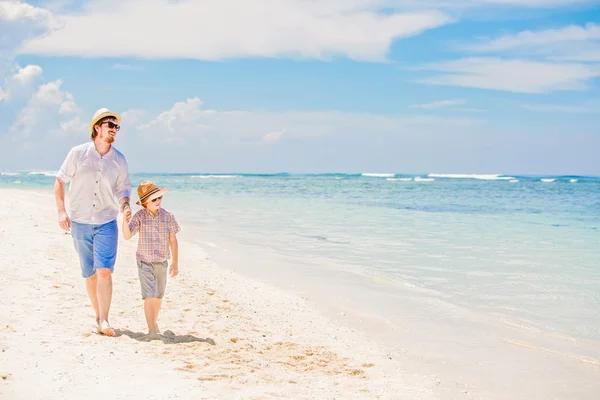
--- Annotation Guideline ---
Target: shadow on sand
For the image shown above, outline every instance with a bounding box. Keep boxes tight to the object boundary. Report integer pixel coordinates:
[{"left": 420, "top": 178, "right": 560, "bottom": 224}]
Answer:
[{"left": 115, "top": 329, "right": 216, "bottom": 345}]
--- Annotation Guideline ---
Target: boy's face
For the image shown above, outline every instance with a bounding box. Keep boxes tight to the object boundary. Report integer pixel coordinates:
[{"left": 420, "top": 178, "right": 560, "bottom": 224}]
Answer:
[{"left": 145, "top": 195, "right": 162, "bottom": 212}]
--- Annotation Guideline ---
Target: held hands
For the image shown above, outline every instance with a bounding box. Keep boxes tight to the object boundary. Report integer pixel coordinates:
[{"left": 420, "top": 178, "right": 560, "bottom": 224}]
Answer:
[
  {"left": 121, "top": 202, "right": 132, "bottom": 223},
  {"left": 124, "top": 207, "right": 132, "bottom": 223},
  {"left": 169, "top": 262, "right": 179, "bottom": 278},
  {"left": 58, "top": 210, "right": 71, "bottom": 232}
]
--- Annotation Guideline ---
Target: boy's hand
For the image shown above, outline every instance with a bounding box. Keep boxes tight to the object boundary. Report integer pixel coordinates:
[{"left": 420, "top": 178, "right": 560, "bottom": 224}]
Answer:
[
  {"left": 124, "top": 208, "right": 132, "bottom": 223},
  {"left": 169, "top": 262, "right": 179, "bottom": 278}
]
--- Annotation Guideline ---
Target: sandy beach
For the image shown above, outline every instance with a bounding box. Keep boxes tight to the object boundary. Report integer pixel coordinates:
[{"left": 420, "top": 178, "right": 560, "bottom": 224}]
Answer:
[{"left": 0, "top": 188, "right": 439, "bottom": 399}]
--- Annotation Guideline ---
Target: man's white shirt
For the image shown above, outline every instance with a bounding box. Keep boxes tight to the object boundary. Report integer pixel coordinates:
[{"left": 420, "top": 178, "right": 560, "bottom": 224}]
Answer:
[{"left": 57, "top": 142, "right": 131, "bottom": 225}]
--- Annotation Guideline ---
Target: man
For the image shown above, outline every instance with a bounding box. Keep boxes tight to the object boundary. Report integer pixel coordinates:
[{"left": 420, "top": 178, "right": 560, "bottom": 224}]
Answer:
[{"left": 54, "top": 108, "right": 132, "bottom": 336}]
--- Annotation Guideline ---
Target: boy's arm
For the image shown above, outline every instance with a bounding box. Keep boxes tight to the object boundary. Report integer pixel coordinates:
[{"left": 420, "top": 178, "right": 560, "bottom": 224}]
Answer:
[
  {"left": 169, "top": 232, "right": 179, "bottom": 277},
  {"left": 122, "top": 216, "right": 134, "bottom": 240},
  {"left": 122, "top": 211, "right": 138, "bottom": 240}
]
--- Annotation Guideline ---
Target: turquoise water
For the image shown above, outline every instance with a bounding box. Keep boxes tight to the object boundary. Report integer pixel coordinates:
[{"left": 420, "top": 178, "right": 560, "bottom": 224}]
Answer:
[{"left": 3, "top": 171, "right": 600, "bottom": 341}]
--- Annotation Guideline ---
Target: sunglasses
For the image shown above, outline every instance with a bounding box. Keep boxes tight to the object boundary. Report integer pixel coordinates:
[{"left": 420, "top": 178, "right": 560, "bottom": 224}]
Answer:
[
  {"left": 101, "top": 121, "right": 120, "bottom": 131},
  {"left": 151, "top": 196, "right": 163, "bottom": 202}
]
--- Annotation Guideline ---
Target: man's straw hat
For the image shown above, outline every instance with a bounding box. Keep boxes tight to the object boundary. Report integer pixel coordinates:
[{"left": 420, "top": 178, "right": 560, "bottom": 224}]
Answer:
[
  {"left": 90, "top": 108, "right": 121, "bottom": 134},
  {"left": 136, "top": 180, "right": 168, "bottom": 206}
]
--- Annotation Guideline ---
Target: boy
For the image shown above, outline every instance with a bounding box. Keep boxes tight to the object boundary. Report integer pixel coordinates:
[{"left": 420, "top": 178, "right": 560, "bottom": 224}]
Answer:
[{"left": 122, "top": 180, "right": 180, "bottom": 335}]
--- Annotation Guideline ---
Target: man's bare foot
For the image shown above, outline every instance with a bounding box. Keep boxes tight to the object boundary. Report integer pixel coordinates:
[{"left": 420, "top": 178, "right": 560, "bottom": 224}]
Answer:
[
  {"left": 99, "top": 320, "right": 115, "bottom": 337},
  {"left": 95, "top": 318, "right": 101, "bottom": 334}
]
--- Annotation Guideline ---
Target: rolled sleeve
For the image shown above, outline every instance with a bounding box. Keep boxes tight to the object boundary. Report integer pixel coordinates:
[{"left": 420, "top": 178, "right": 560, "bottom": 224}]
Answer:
[
  {"left": 129, "top": 212, "right": 141, "bottom": 235},
  {"left": 114, "top": 158, "right": 131, "bottom": 201},
  {"left": 56, "top": 148, "right": 76, "bottom": 183},
  {"left": 169, "top": 214, "right": 181, "bottom": 234}
]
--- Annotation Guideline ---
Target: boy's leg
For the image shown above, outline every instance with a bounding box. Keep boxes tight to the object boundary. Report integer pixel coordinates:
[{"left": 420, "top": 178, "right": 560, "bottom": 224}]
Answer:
[
  {"left": 144, "top": 298, "right": 158, "bottom": 335},
  {"left": 154, "top": 298, "right": 162, "bottom": 333},
  {"left": 138, "top": 260, "right": 161, "bottom": 334},
  {"left": 154, "top": 261, "right": 168, "bottom": 333},
  {"left": 93, "top": 220, "right": 118, "bottom": 336}
]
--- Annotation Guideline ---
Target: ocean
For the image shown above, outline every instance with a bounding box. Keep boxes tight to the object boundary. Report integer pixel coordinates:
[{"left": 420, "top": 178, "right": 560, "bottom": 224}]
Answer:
[{"left": 3, "top": 171, "right": 599, "bottom": 397}]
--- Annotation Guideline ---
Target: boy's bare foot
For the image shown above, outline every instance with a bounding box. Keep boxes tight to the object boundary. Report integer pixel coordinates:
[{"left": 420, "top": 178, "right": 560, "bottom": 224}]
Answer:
[
  {"left": 155, "top": 323, "right": 160, "bottom": 334},
  {"left": 99, "top": 320, "right": 115, "bottom": 337},
  {"left": 95, "top": 318, "right": 102, "bottom": 334}
]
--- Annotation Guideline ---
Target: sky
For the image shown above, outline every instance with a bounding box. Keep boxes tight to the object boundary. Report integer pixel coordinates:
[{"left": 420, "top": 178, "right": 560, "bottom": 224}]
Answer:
[{"left": 1, "top": 0, "right": 599, "bottom": 175}]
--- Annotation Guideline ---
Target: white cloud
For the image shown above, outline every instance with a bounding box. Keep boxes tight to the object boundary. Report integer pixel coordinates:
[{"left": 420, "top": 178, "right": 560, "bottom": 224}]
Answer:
[
  {"left": 416, "top": 57, "right": 600, "bottom": 93},
  {"left": 263, "top": 130, "right": 285, "bottom": 144},
  {"left": 105, "top": 97, "right": 490, "bottom": 172},
  {"left": 0, "top": 64, "right": 43, "bottom": 101},
  {"left": 384, "top": 0, "right": 598, "bottom": 9},
  {"left": 521, "top": 104, "right": 594, "bottom": 112},
  {"left": 20, "top": 0, "right": 451, "bottom": 62},
  {"left": 409, "top": 99, "right": 466, "bottom": 109},
  {"left": 111, "top": 63, "right": 142, "bottom": 71},
  {"left": 0, "top": 1, "right": 61, "bottom": 57},
  {"left": 11, "top": 79, "right": 82, "bottom": 137},
  {"left": 128, "top": 97, "right": 485, "bottom": 146},
  {"left": 468, "top": 23, "right": 600, "bottom": 52},
  {"left": 465, "top": 22, "right": 600, "bottom": 62}
]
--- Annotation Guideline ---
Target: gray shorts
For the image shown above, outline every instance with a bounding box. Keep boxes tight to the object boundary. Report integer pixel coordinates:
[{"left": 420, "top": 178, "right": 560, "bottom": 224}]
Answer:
[{"left": 137, "top": 260, "right": 168, "bottom": 299}]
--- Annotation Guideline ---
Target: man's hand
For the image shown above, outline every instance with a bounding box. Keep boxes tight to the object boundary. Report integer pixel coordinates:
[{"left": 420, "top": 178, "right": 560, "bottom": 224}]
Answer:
[
  {"left": 58, "top": 210, "right": 71, "bottom": 232},
  {"left": 169, "top": 262, "right": 179, "bottom": 278},
  {"left": 120, "top": 201, "right": 130, "bottom": 213}
]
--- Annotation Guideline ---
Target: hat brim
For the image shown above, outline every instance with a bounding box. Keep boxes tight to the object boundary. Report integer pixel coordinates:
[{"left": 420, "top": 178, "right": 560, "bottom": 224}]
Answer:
[
  {"left": 90, "top": 111, "right": 121, "bottom": 134},
  {"left": 136, "top": 188, "right": 168, "bottom": 205}
]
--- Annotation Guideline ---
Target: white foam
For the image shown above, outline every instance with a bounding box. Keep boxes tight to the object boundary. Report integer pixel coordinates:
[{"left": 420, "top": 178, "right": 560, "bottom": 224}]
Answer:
[
  {"left": 362, "top": 173, "right": 395, "bottom": 178},
  {"left": 428, "top": 173, "right": 516, "bottom": 180},
  {"left": 0, "top": 172, "right": 18, "bottom": 176},
  {"left": 414, "top": 177, "right": 435, "bottom": 182},
  {"left": 387, "top": 178, "right": 413, "bottom": 181},
  {"left": 191, "top": 175, "right": 239, "bottom": 179},
  {"left": 541, "top": 178, "right": 555, "bottom": 183},
  {"left": 28, "top": 171, "right": 57, "bottom": 177},
  {"left": 509, "top": 179, "right": 519, "bottom": 183},
  {"left": 569, "top": 179, "right": 578, "bottom": 183}
]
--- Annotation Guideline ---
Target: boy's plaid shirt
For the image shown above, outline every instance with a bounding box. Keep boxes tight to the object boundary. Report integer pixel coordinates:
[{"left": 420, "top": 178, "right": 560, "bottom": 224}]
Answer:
[{"left": 128, "top": 207, "right": 181, "bottom": 262}]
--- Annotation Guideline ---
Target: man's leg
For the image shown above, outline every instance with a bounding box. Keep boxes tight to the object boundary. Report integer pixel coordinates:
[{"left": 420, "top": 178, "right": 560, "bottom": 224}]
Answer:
[
  {"left": 85, "top": 274, "right": 100, "bottom": 327},
  {"left": 96, "top": 269, "right": 113, "bottom": 328},
  {"left": 71, "top": 222, "right": 99, "bottom": 329},
  {"left": 94, "top": 220, "right": 118, "bottom": 336}
]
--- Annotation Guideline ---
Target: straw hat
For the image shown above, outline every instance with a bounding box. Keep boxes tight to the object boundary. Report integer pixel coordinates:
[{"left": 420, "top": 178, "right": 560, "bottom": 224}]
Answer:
[
  {"left": 90, "top": 107, "right": 121, "bottom": 134},
  {"left": 136, "top": 180, "right": 168, "bottom": 206}
]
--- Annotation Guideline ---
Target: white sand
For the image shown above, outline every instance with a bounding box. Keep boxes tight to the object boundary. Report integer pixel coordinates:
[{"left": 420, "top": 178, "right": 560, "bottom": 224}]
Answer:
[{"left": 0, "top": 188, "right": 439, "bottom": 399}]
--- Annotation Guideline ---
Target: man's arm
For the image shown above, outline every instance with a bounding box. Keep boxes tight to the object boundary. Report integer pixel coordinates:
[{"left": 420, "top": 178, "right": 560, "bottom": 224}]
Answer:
[
  {"left": 168, "top": 232, "right": 179, "bottom": 277},
  {"left": 54, "top": 178, "right": 71, "bottom": 232},
  {"left": 116, "top": 157, "right": 132, "bottom": 215}
]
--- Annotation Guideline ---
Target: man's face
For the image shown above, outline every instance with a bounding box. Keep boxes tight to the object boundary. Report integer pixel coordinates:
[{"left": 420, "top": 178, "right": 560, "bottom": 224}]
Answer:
[{"left": 96, "top": 118, "right": 120, "bottom": 144}]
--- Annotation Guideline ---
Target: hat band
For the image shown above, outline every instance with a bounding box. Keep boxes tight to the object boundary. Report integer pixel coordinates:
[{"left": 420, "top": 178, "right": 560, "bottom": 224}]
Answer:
[{"left": 139, "top": 188, "right": 160, "bottom": 202}]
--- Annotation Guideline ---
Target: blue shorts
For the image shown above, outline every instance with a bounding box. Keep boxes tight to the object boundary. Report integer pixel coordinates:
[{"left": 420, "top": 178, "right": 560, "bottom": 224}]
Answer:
[{"left": 71, "top": 219, "right": 118, "bottom": 278}]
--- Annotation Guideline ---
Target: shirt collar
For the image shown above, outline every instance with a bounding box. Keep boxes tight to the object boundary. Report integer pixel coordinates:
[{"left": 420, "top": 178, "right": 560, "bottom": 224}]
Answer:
[
  {"left": 88, "top": 141, "right": 114, "bottom": 159},
  {"left": 143, "top": 207, "right": 163, "bottom": 217}
]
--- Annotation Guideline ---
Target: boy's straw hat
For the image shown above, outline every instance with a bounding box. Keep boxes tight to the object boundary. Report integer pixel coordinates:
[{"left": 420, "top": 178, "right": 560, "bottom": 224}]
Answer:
[
  {"left": 136, "top": 180, "right": 168, "bottom": 205},
  {"left": 90, "top": 107, "right": 121, "bottom": 134}
]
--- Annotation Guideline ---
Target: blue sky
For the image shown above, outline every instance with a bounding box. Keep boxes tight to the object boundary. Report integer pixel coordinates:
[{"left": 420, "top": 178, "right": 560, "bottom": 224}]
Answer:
[{"left": 1, "top": 0, "right": 599, "bottom": 175}]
